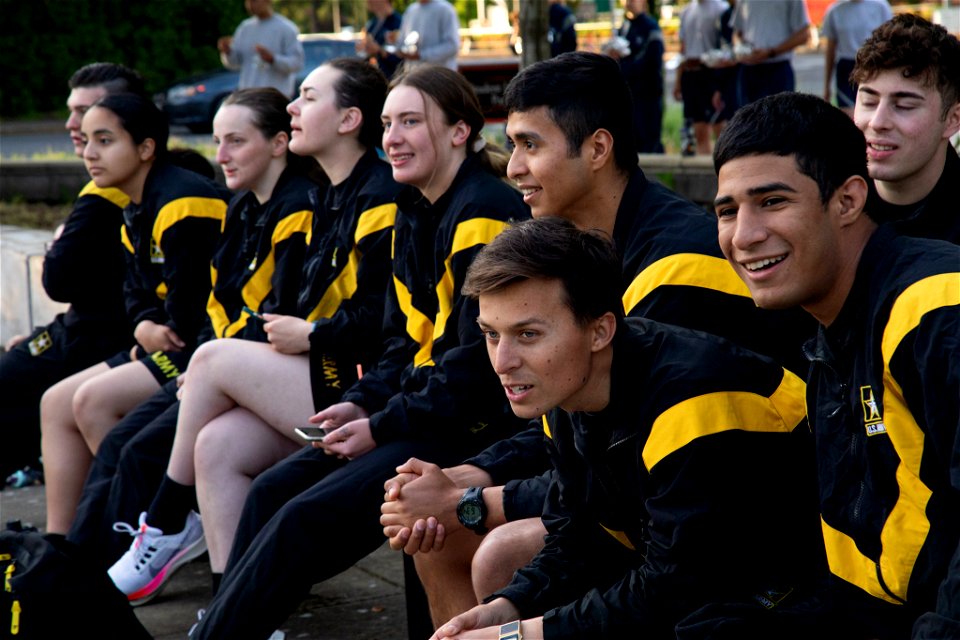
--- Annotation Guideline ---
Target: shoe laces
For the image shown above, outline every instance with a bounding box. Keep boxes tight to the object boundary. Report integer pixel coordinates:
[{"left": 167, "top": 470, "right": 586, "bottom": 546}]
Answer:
[
  {"left": 113, "top": 518, "right": 162, "bottom": 570},
  {"left": 188, "top": 608, "right": 205, "bottom": 636}
]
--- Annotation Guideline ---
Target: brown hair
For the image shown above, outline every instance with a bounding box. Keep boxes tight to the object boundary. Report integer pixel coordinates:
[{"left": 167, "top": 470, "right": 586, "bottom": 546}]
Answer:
[
  {"left": 326, "top": 57, "right": 389, "bottom": 150},
  {"left": 462, "top": 216, "right": 623, "bottom": 325},
  {"left": 222, "top": 87, "right": 323, "bottom": 183},
  {"left": 390, "top": 64, "right": 510, "bottom": 176},
  {"left": 852, "top": 13, "right": 960, "bottom": 119}
]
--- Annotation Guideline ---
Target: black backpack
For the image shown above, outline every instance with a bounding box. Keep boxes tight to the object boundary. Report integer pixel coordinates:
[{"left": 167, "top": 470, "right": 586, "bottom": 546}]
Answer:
[{"left": 0, "top": 528, "right": 151, "bottom": 639}]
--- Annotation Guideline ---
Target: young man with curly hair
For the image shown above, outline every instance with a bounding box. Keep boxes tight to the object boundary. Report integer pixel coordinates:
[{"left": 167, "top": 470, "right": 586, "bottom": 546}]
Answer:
[{"left": 852, "top": 13, "right": 960, "bottom": 244}]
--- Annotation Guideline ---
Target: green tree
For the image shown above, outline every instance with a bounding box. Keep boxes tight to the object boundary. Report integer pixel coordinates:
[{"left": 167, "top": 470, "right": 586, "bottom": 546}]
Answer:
[{"left": 0, "top": 0, "right": 244, "bottom": 117}]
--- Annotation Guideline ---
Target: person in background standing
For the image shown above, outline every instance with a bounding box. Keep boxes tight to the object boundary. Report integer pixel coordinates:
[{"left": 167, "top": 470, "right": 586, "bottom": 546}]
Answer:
[
  {"left": 674, "top": 0, "right": 730, "bottom": 154},
  {"left": 396, "top": 0, "right": 461, "bottom": 71},
  {"left": 729, "top": 0, "right": 809, "bottom": 106},
  {"left": 606, "top": 0, "right": 664, "bottom": 153},
  {"left": 358, "top": 0, "right": 403, "bottom": 79},
  {"left": 821, "top": 0, "right": 892, "bottom": 116},
  {"left": 548, "top": 0, "right": 577, "bottom": 57},
  {"left": 218, "top": 0, "right": 304, "bottom": 97}
]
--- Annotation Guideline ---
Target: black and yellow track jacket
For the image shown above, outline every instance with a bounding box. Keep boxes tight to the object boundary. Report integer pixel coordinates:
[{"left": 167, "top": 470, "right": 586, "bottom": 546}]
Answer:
[
  {"left": 120, "top": 161, "right": 230, "bottom": 353},
  {"left": 467, "top": 168, "right": 815, "bottom": 516},
  {"left": 806, "top": 226, "right": 960, "bottom": 638},
  {"left": 297, "top": 152, "right": 401, "bottom": 407},
  {"left": 300, "top": 151, "right": 399, "bottom": 358},
  {"left": 492, "top": 317, "right": 823, "bottom": 638},
  {"left": 340, "top": 155, "right": 531, "bottom": 445},
  {"left": 203, "top": 168, "right": 316, "bottom": 344},
  {"left": 869, "top": 145, "right": 960, "bottom": 245},
  {"left": 42, "top": 181, "right": 132, "bottom": 342}
]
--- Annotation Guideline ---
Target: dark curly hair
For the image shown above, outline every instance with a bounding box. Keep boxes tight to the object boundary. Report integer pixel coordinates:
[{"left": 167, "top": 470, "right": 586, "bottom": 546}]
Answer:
[{"left": 851, "top": 13, "right": 960, "bottom": 119}]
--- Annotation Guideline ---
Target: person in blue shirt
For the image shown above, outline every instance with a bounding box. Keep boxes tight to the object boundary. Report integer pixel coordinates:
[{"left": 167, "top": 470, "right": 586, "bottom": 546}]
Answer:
[{"left": 358, "top": 0, "right": 403, "bottom": 78}]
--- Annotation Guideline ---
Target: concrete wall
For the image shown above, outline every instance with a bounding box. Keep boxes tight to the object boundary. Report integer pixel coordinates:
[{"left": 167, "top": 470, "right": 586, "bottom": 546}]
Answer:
[
  {"left": 0, "top": 225, "right": 67, "bottom": 345},
  {"left": 0, "top": 161, "right": 89, "bottom": 202}
]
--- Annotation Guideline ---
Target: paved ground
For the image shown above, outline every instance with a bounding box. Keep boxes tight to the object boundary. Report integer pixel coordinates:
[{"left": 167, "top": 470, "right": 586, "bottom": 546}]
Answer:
[{"left": 0, "top": 484, "right": 411, "bottom": 639}]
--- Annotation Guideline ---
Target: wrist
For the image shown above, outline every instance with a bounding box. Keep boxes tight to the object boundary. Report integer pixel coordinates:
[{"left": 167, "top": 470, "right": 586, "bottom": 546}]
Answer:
[
  {"left": 498, "top": 620, "right": 522, "bottom": 640},
  {"left": 456, "top": 486, "right": 489, "bottom": 534}
]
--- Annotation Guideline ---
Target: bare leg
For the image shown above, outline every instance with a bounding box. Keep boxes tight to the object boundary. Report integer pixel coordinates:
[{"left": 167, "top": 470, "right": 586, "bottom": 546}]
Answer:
[
  {"left": 73, "top": 360, "right": 160, "bottom": 453},
  {"left": 195, "top": 407, "right": 302, "bottom": 572},
  {"left": 41, "top": 361, "right": 110, "bottom": 533},
  {"left": 414, "top": 530, "right": 485, "bottom": 628},
  {"left": 694, "top": 122, "right": 712, "bottom": 156},
  {"left": 471, "top": 518, "right": 545, "bottom": 601},
  {"left": 166, "top": 339, "right": 312, "bottom": 485},
  {"left": 711, "top": 121, "right": 726, "bottom": 148}
]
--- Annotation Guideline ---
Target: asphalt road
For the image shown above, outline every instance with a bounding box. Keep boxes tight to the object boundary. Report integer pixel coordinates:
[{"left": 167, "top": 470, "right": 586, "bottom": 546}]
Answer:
[{"left": 0, "top": 51, "right": 827, "bottom": 160}]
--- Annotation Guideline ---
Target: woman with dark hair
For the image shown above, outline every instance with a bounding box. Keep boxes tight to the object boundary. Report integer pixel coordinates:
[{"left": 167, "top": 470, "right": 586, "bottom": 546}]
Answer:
[
  {"left": 106, "top": 59, "right": 403, "bottom": 606},
  {"left": 40, "top": 93, "right": 229, "bottom": 535},
  {"left": 189, "top": 64, "right": 530, "bottom": 640},
  {"left": 63, "top": 86, "right": 321, "bottom": 573}
]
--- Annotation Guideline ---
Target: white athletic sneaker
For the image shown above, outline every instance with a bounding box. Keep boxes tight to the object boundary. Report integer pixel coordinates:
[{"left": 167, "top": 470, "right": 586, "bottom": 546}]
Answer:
[{"left": 108, "top": 511, "right": 206, "bottom": 606}]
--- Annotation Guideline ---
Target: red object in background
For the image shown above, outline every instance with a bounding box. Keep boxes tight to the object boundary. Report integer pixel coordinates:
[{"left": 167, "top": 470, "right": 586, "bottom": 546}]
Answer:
[{"left": 806, "top": 0, "right": 833, "bottom": 27}]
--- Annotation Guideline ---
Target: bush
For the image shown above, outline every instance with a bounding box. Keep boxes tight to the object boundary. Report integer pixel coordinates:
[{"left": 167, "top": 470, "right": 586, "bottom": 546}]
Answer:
[{"left": 0, "top": 0, "right": 245, "bottom": 118}]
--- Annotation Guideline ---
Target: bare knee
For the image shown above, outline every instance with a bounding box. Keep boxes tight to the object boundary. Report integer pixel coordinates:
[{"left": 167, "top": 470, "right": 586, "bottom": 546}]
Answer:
[
  {"left": 471, "top": 518, "right": 545, "bottom": 600},
  {"left": 184, "top": 340, "right": 222, "bottom": 378},
  {"left": 40, "top": 381, "right": 76, "bottom": 431}
]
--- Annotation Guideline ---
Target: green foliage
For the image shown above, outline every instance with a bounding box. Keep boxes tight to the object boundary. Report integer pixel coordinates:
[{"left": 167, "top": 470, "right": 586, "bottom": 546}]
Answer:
[{"left": 0, "top": 0, "right": 245, "bottom": 118}]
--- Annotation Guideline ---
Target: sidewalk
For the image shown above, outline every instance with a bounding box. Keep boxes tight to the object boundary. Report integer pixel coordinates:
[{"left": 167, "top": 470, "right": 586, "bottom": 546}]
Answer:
[{"left": 0, "top": 484, "right": 409, "bottom": 639}]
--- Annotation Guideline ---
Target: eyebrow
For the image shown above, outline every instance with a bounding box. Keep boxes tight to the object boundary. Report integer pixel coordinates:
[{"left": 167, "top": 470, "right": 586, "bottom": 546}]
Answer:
[
  {"left": 858, "top": 86, "right": 926, "bottom": 101},
  {"left": 476, "top": 316, "right": 547, "bottom": 330},
  {"left": 713, "top": 182, "right": 798, "bottom": 208},
  {"left": 382, "top": 109, "right": 424, "bottom": 120},
  {"left": 505, "top": 131, "right": 540, "bottom": 144}
]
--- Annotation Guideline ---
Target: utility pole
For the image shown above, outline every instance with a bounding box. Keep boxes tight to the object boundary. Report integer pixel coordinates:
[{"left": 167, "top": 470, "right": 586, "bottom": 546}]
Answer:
[{"left": 518, "top": 0, "right": 550, "bottom": 68}]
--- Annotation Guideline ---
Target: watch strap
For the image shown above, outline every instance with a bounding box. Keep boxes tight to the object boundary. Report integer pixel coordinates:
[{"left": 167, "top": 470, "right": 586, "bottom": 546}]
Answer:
[{"left": 498, "top": 620, "right": 522, "bottom": 640}]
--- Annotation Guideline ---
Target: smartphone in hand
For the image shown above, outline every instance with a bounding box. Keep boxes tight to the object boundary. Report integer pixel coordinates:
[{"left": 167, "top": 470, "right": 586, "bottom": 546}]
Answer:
[{"left": 294, "top": 426, "right": 330, "bottom": 441}]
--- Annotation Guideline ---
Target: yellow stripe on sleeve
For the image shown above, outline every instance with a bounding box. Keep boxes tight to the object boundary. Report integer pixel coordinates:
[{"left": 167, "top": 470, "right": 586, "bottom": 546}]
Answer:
[
  {"left": 622, "top": 253, "right": 752, "bottom": 315},
  {"left": 642, "top": 370, "right": 806, "bottom": 472}
]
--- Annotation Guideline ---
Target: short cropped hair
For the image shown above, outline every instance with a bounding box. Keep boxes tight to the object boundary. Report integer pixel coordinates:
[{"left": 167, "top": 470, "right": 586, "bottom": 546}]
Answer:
[
  {"left": 504, "top": 51, "right": 638, "bottom": 173},
  {"left": 462, "top": 216, "right": 623, "bottom": 325},
  {"left": 852, "top": 14, "right": 960, "bottom": 119},
  {"left": 68, "top": 62, "right": 146, "bottom": 98},
  {"left": 714, "top": 92, "right": 871, "bottom": 206}
]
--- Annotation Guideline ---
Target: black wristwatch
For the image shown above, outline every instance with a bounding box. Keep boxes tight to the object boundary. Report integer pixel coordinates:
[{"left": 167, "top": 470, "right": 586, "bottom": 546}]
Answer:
[{"left": 456, "top": 486, "right": 488, "bottom": 534}]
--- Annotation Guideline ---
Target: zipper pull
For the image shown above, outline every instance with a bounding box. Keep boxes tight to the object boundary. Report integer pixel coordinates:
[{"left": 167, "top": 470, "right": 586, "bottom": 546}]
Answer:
[
  {"left": 11, "top": 600, "right": 20, "bottom": 635},
  {"left": 4, "top": 564, "right": 13, "bottom": 592}
]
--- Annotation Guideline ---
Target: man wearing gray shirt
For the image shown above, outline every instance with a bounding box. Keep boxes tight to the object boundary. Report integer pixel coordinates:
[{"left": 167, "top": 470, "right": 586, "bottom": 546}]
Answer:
[
  {"left": 729, "top": 0, "right": 809, "bottom": 106},
  {"left": 218, "top": 0, "right": 304, "bottom": 97},
  {"left": 821, "top": 0, "right": 892, "bottom": 114},
  {"left": 397, "top": 0, "right": 460, "bottom": 71}
]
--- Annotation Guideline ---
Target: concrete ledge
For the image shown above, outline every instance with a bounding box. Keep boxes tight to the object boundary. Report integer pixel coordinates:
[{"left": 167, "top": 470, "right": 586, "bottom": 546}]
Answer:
[
  {"left": 639, "top": 153, "right": 717, "bottom": 208},
  {"left": 0, "top": 225, "right": 67, "bottom": 344},
  {"left": 0, "top": 160, "right": 90, "bottom": 202},
  {"left": 0, "top": 157, "right": 719, "bottom": 205}
]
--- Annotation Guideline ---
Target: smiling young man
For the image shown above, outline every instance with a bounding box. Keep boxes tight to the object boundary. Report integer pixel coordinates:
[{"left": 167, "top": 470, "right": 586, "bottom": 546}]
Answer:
[
  {"left": 714, "top": 92, "right": 960, "bottom": 639},
  {"left": 852, "top": 13, "right": 960, "bottom": 244},
  {"left": 428, "top": 215, "right": 822, "bottom": 640}
]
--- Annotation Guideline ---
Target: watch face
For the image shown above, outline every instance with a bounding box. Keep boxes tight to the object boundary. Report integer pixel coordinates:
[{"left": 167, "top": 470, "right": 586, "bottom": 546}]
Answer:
[{"left": 460, "top": 502, "right": 482, "bottom": 524}]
